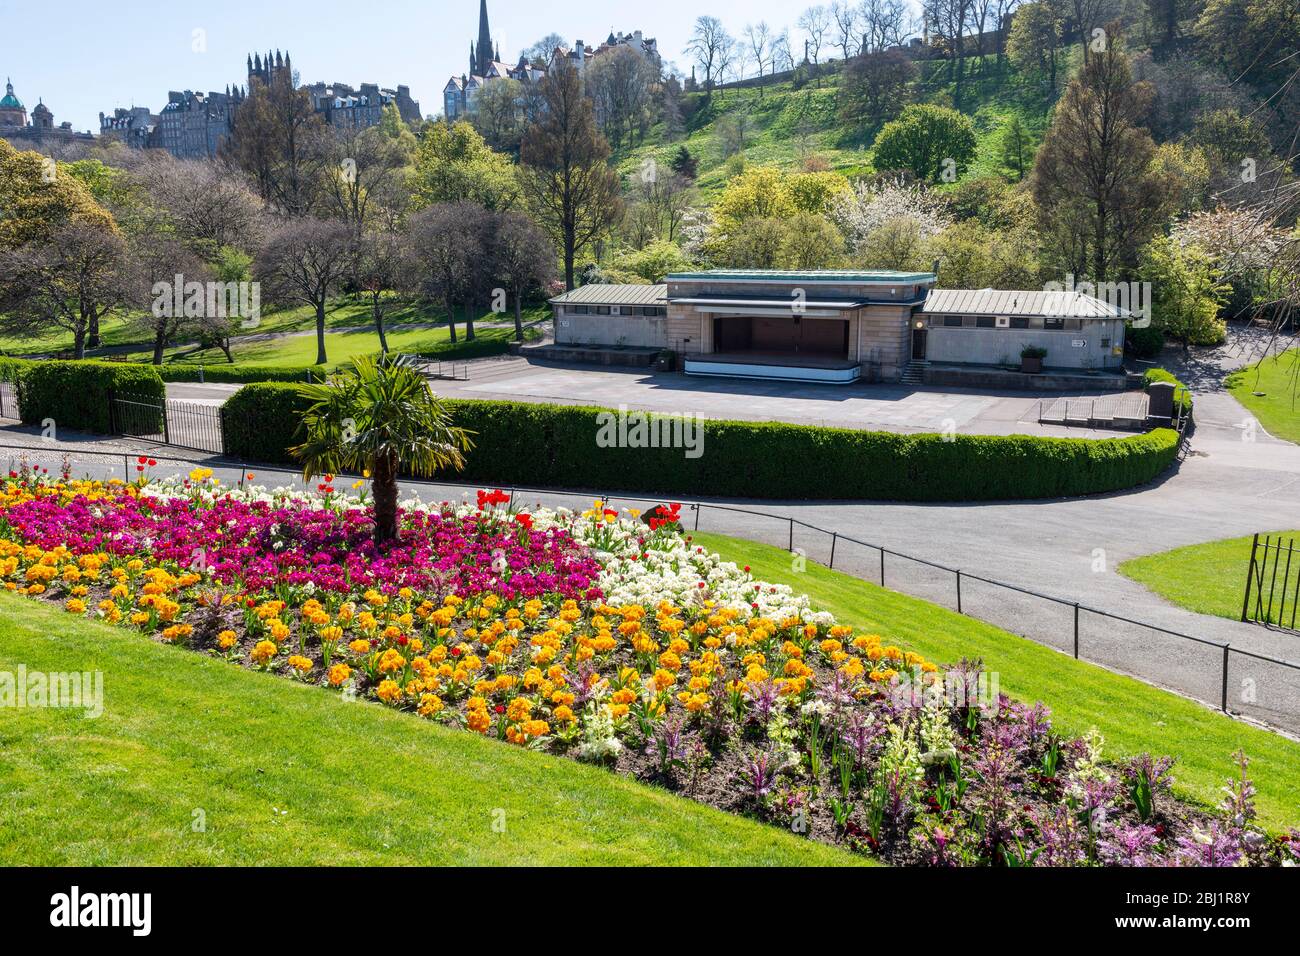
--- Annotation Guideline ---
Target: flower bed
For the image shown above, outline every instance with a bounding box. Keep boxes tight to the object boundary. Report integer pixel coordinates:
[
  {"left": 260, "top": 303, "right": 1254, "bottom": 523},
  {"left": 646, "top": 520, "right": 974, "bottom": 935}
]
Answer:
[{"left": 1, "top": 465, "right": 1295, "bottom": 866}]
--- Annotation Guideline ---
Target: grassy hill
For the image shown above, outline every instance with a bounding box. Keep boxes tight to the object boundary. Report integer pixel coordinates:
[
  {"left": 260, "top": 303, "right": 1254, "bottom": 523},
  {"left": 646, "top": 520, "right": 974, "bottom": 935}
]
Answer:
[{"left": 615, "top": 52, "right": 1080, "bottom": 199}]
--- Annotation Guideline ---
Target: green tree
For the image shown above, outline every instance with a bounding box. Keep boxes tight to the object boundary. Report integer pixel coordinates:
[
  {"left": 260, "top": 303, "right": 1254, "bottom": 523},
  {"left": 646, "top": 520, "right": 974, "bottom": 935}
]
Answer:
[
  {"left": 1007, "top": 1, "right": 1063, "bottom": 93},
  {"left": 999, "top": 117, "right": 1033, "bottom": 182},
  {"left": 0, "top": 139, "right": 118, "bottom": 249},
  {"left": 411, "top": 121, "right": 519, "bottom": 211},
  {"left": 1139, "top": 234, "right": 1230, "bottom": 348},
  {"left": 781, "top": 212, "right": 846, "bottom": 269},
  {"left": 291, "top": 354, "right": 474, "bottom": 545},
  {"left": 871, "top": 105, "right": 977, "bottom": 184}
]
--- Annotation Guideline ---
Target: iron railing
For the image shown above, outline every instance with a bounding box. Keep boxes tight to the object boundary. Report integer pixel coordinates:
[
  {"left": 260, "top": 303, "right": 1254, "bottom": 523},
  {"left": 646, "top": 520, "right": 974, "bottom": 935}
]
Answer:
[
  {"left": 0, "top": 438, "right": 1296, "bottom": 734},
  {"left": 1243, "top": 533, "right": 1300, "bottom": 631}
]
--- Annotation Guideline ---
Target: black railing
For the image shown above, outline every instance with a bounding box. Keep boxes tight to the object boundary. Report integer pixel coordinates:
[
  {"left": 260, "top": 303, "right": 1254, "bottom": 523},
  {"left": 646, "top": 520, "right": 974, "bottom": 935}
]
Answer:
[
  {"left": 1243, "top": 533, "right": 1300, "bottom": 631},
  {"left": 110, "top": 395, "right": 223, "bottom": 454},
  {"left": 0, "top": 437, "right": 1296, "bottom": 735}
]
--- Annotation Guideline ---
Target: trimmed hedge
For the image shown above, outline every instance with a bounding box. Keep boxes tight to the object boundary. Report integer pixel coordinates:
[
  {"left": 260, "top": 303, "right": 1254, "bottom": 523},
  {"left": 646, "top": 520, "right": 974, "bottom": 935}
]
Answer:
[
  {"left": 18, "top": 360, "right": 165, "bottom": 435},
  {"left": 1143, "top": 367, "right": 1194, "bottom": 418},
  {"left": 221, "top": 382, "right": 314, "bottom": 464},
  {"left": 220, "top": 386, "right": 1182, "bottom": 502},
  {"left": 156, "top": 363, "right": 328, "bottom": 384}
]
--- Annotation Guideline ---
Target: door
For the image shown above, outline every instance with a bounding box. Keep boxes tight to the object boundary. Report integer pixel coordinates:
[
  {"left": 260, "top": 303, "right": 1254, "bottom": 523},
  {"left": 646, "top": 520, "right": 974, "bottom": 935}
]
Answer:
[{"left": 911, "top": 327, "right": 928, "bottom": 360}]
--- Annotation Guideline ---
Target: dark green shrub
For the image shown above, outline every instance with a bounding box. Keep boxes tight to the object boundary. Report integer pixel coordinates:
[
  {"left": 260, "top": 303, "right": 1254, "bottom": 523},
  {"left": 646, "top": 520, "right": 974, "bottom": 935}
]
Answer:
[
  {"left": 221, "top": 383, "right": 314, "bottom": 464},
  {"left": 18, "top": 360, "right": 164, "bottom": 434},
  {"left": 1142, "top": 368, "right": 1193, "bottom": 418},
  {"left": 220, "top": 390, "right": 1182, "bottom": 501},
  {"left": 155, "top": 364, "right": 327, "bottom": 384},
  {"left": 1126, "top": 326, "right": 1165, "bottom": 359}
]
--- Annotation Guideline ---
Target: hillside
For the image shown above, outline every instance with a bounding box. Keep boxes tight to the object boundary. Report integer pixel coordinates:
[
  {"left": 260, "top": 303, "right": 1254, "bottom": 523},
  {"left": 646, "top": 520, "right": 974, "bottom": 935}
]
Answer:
[{"left": 614, "top": 51, "right": 1079, "bottom": 198}]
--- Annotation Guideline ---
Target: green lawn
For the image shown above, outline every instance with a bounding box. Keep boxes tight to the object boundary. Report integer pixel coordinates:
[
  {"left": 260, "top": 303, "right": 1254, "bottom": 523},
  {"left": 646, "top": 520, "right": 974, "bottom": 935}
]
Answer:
[
  {"left": 1226, "top": 348, "right": 1300, "bottom": 444},
  {"left": 1119, "top": 531, "right": 1300, "bottom": 626},
  {"left": 0, "top": 297, "right": 548, "bottom": 364},
  {"left": 149, "top": 323, "right": 535, "bottom": 370},
  {"left": 0, "top": 592, "right": 860, "bottom": 866},
  {"left": 692, "top": 531, "right": 1300, "bottom": 832}
]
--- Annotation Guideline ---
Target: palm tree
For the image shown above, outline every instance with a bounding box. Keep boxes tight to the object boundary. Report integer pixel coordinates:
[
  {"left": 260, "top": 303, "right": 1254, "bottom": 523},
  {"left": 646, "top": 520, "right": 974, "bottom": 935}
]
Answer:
[{"left": 291, "top": 354, "right": 475, "bottom": 545}]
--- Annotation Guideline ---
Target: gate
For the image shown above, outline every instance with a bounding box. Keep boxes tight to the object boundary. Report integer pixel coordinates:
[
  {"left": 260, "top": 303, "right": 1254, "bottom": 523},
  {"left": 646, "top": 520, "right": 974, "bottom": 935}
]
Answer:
[
  {"left": 1242, "top": 533, "right": 1300, "bottom": 631},
  {"left": 110, "top": 394, "right": 225, "bottom": 455}
]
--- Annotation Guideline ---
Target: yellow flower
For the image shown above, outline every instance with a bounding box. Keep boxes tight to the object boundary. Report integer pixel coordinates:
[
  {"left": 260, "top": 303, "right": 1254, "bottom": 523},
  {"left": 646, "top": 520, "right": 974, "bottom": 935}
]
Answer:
[
  {"left": 251, "top": 640, "right": 278, "bottom": 665},
  {"left": 287, "top": 655, "right": 313, "bottom": 674},
  {"left": 327, "top": 663, "right": 352, "bottom": 686},
  {"left": 376, "top": 679, "right": 402, "bottom": 704},
  {"left": 217, "top": 629, "right": 238, "bottom": 650}
]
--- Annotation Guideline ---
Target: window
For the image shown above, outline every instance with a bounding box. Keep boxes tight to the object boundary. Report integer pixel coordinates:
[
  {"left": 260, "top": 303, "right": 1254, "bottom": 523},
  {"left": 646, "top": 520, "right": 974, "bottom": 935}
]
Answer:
[
  {"left": 572, "top": 305, "right": 590, "bottom": 315},
  {"left": 975, "top": 316, "right": 996, "bottom": 328},
  {"left": 595, "top": 306, "right": 611, "bottom": 315},
  {"left": 1010, "top": 317, "right": 1030, "bottom": 329},
  {"left": 1101, "top": 337, "right": 1111, "bottom": 348},
  {"left": 1044, "top": 317, "right": 1065, "bottom": 330},
  {"left": 943, "top": 315, "right": 963, "bottom": 327},
  {"left": 1064, "top": 318, "right": 1082, "bottom": 331}
]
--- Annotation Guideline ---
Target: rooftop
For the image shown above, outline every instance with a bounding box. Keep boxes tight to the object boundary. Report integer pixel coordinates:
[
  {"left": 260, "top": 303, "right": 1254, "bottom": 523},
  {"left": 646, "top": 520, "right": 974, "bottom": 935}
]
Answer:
[
  {"left": 667, "top": 269, "right": 938, "bottom": 285},
  {"left": 922, "top": 288, "right": 1132, "bottom": 319},
  {"left": 549, "top": 283, "right": 668, "bottom": 306}
]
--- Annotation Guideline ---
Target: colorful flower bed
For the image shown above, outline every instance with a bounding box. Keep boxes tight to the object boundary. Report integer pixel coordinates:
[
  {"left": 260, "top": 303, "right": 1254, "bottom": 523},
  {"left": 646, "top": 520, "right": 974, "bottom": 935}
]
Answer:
[{"left": 1, "top": 465, "right": 1296, "bottom": 866}]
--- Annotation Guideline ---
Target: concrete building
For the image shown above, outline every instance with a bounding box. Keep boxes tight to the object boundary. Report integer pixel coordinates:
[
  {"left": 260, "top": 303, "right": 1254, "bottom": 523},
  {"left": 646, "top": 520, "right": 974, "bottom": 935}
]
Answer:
[{"left": 549, "top": 270, "right": 1129, "bottom": 385}]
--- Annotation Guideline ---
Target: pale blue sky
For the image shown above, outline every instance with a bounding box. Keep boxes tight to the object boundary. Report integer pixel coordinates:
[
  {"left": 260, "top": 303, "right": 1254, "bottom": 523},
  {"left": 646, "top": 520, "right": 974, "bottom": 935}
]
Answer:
[{"left": 0, "top": 0, "right": 921, "bottom": 133}]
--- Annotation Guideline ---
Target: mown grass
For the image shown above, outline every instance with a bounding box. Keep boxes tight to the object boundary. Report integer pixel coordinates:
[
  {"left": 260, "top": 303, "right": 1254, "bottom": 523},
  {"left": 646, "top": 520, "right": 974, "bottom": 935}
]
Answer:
[
  {"left": 691, "top": 532, "right": 1300, "bottom": 832},
  {"left": 0, "top": 592, "right": 861, "bottom": 866},
  {"left": 1226, "top": 348, "right": 1300, "bottom": 445},
  {"left": 1119, "top": 531, "right": 1300, "bottom": 625}
]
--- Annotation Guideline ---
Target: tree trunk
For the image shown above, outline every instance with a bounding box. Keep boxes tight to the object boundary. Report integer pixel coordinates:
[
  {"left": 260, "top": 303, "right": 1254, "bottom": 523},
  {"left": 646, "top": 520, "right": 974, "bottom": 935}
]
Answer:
[
  {"left": 73, "top": 327, "right": 86, "bottom": 360},
  {"left": 221, "top": 340, "right": 234, "bottom": 363},
  {"left": 465, "top": 298, "right": 476, "bottom": 341},
  {"left": 371, "top": 452, "right": 400, "bottom": 545},
  {"left": 513, "top": 289, "right": 524, "bottom": 341},
  {"left": 88, "top": 311, "right": 101, "bottom": 350},
  {"left": 446, "top": 297, "right": 458, "bottom": 343},
  {"left": 315, "top": 301, "right": 328, "bottom": 365},
  {"left": 153, "top": 328, "right": 166, "bottom": 365},
  {"left": 373, "top": 294, "right": 388, "bottom": 354}
]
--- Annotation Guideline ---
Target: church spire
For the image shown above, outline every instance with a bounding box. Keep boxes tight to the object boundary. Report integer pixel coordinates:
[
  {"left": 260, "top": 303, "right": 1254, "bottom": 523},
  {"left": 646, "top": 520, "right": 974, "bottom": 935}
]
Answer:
[{"left": 476, "top": 0, "right": 494, "bottom": 76}]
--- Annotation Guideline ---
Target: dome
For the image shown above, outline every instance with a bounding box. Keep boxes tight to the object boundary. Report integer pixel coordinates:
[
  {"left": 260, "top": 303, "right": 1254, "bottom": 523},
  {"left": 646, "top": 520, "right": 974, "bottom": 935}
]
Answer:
[{"left": 0, "top": 80, "right": 23, "bottom": 110}]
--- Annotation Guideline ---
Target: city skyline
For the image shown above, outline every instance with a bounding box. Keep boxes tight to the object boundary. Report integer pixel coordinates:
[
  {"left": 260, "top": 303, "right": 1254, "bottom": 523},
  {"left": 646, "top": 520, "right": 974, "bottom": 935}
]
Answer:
[{"left": 0, "top": 0, "right": 914, "bottom": 133}]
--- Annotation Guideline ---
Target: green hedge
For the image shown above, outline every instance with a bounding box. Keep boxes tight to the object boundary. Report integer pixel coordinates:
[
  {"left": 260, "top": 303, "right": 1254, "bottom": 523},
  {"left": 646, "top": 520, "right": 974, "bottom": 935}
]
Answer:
[
  {"left": 156, "top": 364, "right": 328, "bottom": 384},
  {"left": 1143, "top": 368, "right": 1194, "bottom": 418},
  {"left": 18, "top": 360, "right": 165, "bottom": 435},
  {"left": 221, "top": 383, "right": 314, "bottom": 464},
  {"left": 220, "top": 387, "right": 1182, "bottom": 501}
]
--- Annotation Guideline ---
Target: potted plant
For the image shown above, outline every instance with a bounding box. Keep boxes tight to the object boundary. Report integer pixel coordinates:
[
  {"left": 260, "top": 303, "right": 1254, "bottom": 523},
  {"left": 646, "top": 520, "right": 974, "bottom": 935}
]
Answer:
[{"left": 1020, "top": 344, "right": 1047, "bottom": 374}]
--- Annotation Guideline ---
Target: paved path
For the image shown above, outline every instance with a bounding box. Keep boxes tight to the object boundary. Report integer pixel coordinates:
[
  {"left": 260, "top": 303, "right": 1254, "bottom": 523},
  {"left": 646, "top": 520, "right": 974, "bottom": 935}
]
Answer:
[{"left": 7, "top": 324, "right": 1300, "bottom": 732}]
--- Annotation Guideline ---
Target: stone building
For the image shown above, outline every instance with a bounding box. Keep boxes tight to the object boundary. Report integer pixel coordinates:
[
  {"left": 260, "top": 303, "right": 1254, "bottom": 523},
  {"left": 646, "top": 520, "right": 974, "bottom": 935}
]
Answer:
[
  {"left": 98, "top": 106, "right": 157, "bottom": 148},
  {"left": 0, "top": 78, "right": 94, "bottom": 151}
]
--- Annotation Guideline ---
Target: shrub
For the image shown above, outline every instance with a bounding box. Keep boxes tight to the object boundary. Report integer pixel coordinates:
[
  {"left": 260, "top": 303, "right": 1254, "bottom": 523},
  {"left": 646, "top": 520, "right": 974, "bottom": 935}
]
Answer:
[
  {"left": 155, "top": 364, "right": 327, "bottom": 384},
  {"left": 1143, "top": 368, "right": 1194, "bottom": 419},
  {"left": 1126, "top": 326, "right": 1165, "bottom": 360},
  {"left": 17, "top": 360, "right": 164, "bottom": 434},
  {"left": 220, "top": 383, "right": 314, "bottom": 464},
  {"left": 220, "top": 390, "right": 1181, "bottom": 501}
]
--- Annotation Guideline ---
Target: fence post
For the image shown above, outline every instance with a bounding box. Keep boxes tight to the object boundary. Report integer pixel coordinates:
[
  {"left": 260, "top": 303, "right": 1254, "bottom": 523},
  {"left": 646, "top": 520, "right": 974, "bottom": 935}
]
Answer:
[
  {"left": 879, "top": 548, "right": 885, "bottom": 587},
  {"left": 162, "top": 398, "right": 170, "bottom": 446},
  {"left": 1221, "top": 645, "right": 1230, "bottom": 712},
  {"left": 1242, "top": 533, "right": 1259, "bottom": 622},
  {"left": 123, "top": 454, "right": 129, "bottom": 483},
  {"left": 829, "top": 532, "right": 837, "bottom": 570},
  {"left": 1073, "top": 603, "right": 1080, "bottom": 659},
  {"left": 694, "top": 503, "right": 700, "bottom": 531},
  {"left": 955, "top": 570, "right": 962, "bottom": 614},
  {"left": 788, "top": 518, "right": 794, "bottom": 552}
]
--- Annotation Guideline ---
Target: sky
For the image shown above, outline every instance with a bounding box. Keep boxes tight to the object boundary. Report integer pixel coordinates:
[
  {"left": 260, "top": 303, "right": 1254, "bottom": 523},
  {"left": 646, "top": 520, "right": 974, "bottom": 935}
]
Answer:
[{"left": 0, "top": 0, "right": 919, "bottom": 133}]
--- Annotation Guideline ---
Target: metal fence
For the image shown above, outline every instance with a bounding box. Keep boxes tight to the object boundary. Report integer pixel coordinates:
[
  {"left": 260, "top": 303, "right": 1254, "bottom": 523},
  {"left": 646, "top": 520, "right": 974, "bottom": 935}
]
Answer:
[
  {"left": 0, "top": 437, "right": 1297, "bottom": 735},
  {"left": 1243, "top": 534, "right": 1300, "bottom": 631},
  {"left": 110, "top": 395, "right": 224, "bottom": 455}
]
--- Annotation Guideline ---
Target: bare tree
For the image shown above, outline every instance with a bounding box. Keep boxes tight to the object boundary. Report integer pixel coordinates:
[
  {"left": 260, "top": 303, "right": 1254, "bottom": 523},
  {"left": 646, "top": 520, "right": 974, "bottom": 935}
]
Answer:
[
  {"left": 133, "top": 155, "right": 266, "bottom": 257},
  {"left": 0, "top": 222, "right": 131, "bottom": 359},
  {"left": 687, "top": 16, "right": 732, "bottom": 92},
  {"left": 744, "top": 21, "right": 774, "bottom": 92},
  {"left": 799, "top": 6, "right": 833, "bottom": 77},
  {"left": 859, "top": 0, "right": 911, "bottom": 53},
  {"left": 352, "top": 229, "right": 410, "bottom": 354},
  {"left": 255, "top": 218, "right": 355, "bottom": 364},
  {"left": 129, "top": 235, "right": 212, "bottom": 365},
  {"left": 407, "top": 202, "right": 484, "bottom": 343},
  {"left": 311, "top": 123, "right": 408, "bottom": 234},
  {"left": 831, "top": 1, "right": 861, "bottom": 59},
  {"left": 587, "top": 45, "right": 661, "bottom": 150},
  {"left": 490, "top": 211, "right": 557, "bottom": 340}
]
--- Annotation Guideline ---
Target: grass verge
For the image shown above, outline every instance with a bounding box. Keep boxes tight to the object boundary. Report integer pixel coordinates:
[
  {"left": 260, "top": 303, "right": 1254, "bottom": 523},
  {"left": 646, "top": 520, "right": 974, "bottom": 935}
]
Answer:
[
  {"left": 1225, "top": 349, "right": 1300, "bottom": 444},
  {"left": 692, "top": 531, "right": 1300, "bottom": 832},
  {"left": 0, "top": 591, "right": 860, "bottom": 866},
  {"left": 1119, "top": 531, "right": 1300, "bottom": 626}
]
